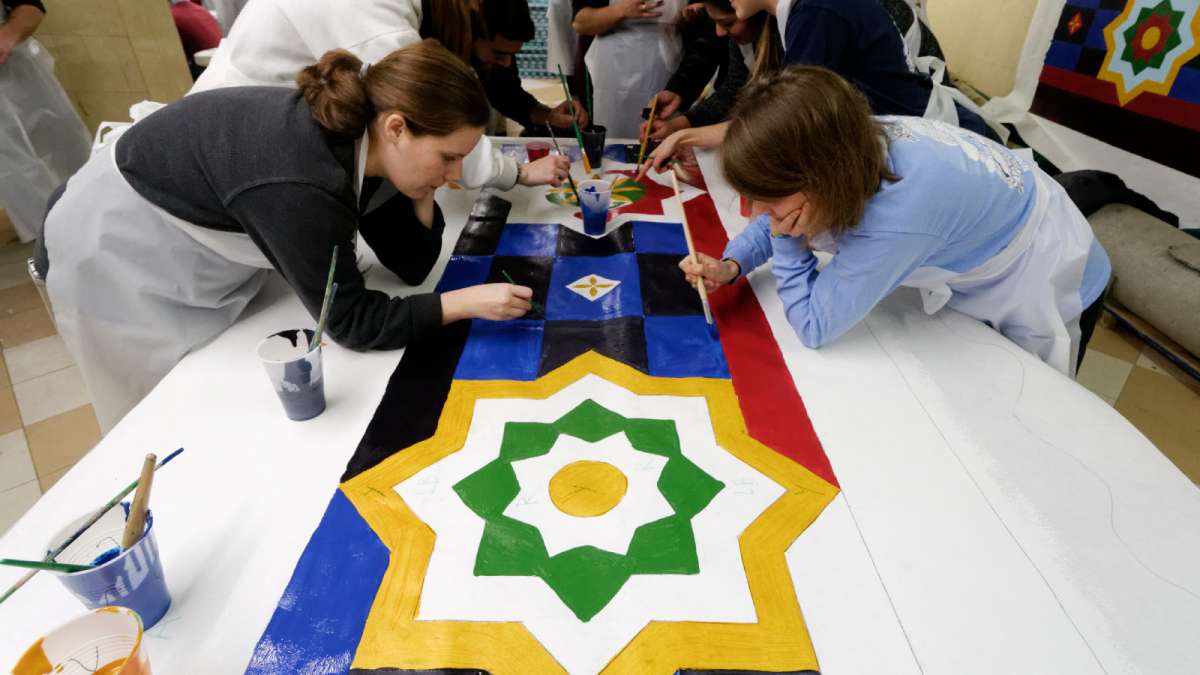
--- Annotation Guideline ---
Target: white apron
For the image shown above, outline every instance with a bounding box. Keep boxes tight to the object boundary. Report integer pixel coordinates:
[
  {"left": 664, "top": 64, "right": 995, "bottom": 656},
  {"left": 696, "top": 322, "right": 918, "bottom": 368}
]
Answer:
[
  {"left": 0, "top": 6, "right": 90, "bottom": 241},
  {"left": 44, "top": 144, "right": 272, "bottom": 432},
  {"left": 811, "top": 170, "right": 1095, "bottom": 377},
  {"left": 546, "top": 0, "right": 577, "bottom": 76},
  {"left": 585, "top": 1, "right": 684, "bottom": 138}
]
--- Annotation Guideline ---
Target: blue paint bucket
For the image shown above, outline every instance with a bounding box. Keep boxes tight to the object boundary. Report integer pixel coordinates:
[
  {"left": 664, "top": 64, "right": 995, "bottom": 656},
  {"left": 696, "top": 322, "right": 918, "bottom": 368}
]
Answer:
[
  {"left": 47, "top": 504, "right": 172, "bottom": 629},
  {"left": 578, "top": 179, "right": 612, "bottom": 236},
  {"left": 257, "top": 328, "right": 326, "bottom": 421}
]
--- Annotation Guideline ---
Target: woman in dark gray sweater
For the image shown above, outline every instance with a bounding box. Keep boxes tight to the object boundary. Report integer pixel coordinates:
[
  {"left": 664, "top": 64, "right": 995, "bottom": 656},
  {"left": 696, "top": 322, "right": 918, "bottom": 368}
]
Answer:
[{"left": 40, "top": 40, "right": 532, "bottom": 431}]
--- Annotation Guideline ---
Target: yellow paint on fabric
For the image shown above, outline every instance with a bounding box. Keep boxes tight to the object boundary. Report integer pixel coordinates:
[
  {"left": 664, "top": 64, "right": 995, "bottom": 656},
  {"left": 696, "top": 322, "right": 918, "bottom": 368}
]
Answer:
[
  {"left": 344, "top": 351, "right": 839, "bottom": 674},
  {"left": 549, "top": 461, "right": 628, "bottom": 517}
]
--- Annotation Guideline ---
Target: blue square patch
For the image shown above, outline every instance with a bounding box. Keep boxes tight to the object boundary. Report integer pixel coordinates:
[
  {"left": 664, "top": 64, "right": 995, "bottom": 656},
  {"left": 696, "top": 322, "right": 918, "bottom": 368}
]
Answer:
[
  {"left": 495, "top": 223, "right": 560, "bottom": 257},
  {"left": 436, "top": 255, "right": 492, "bottom": 292},
  {"left": 545, "top": 253, "right": 643, "bottom": 321},
  {"left": 454, "top": 319, "right": 544, "bottom": 380},
  {"left": 633, "top": 221, "right": 689, "bottom": 255},
  {"left": 644, "top": 315, "right": 730, "bottom": 378}
]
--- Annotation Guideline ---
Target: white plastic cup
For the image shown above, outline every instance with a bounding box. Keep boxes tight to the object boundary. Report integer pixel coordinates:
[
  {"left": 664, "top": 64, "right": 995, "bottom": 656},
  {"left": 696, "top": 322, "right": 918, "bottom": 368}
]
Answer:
[
  {"left": 578, "top": 179, "right": 612, "bottom": 236},
  {"left": 47, "top": 504, "right": 171, "bottom": 629},
  {"left": 257, "top": 329, "right": 326, "bottom": 421},
  {"left": 13, "top": 606, "right": 152, "bottom": 674}
]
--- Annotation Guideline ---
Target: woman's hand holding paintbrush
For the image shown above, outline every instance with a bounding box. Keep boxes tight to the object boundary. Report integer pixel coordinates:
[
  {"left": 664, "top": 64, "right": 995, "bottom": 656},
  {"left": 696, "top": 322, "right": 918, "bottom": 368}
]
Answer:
[{"left": 636, "top": 121, "right": 729, "bottom": 180}]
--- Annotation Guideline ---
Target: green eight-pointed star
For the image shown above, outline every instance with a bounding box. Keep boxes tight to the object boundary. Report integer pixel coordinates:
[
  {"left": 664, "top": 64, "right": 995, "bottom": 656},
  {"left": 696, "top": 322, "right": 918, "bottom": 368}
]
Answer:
[{"left": 452, "top": 399, "right": 725, "bottom": 621}]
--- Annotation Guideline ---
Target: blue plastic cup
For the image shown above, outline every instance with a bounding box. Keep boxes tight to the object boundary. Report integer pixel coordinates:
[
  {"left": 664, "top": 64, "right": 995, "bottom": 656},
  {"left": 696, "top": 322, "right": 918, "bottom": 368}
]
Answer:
[
  {"left": 48, "top": 504, "right": 172, "bottom": 629},
  {"left": 578, "top": 179, "right": 612, "bottom": 236},
  {"left": 257, "top": 328, "right": 326, "bottom": 421}
]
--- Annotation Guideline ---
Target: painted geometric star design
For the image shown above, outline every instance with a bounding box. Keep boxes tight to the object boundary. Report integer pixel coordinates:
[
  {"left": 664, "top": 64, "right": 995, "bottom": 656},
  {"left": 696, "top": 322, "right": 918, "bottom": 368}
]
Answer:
[
  {"left": 1100, "top": 0, "right": 1200, "bottom": 105},
  {"left": 567, "top": 274, "right": 620, "bottom": 301},
  {"left": 454, "top": 402, "right": 724, "bottom": 620},
  {"left": 342, "top": 352, "right": 839, "bottom": 674}
]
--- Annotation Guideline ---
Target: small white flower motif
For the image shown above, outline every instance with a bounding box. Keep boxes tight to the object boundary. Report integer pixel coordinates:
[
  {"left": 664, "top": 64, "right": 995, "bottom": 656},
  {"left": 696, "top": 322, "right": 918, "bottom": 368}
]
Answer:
[
  {"left": 890, "top": 117, "right": 1026, "bottom": 193},
  {"left": 567, "top": 274, "right": 621, "bottom": 301}
]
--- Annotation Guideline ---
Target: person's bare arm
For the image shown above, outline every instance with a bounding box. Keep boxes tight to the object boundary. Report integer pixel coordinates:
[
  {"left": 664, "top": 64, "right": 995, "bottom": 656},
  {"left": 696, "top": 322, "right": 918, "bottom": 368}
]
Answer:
[
  {"left": 0, "top": 5, "right": 45, "bottom": 65},
  {"left": 573, "top": 0, "right": 661, "bottom": 36}
]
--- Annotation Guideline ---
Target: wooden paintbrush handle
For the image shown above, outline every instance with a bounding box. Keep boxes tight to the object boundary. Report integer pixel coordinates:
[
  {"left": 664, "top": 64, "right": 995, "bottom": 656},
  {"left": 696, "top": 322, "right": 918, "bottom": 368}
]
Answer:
[{"left": 120, "top": 454, "right": 157, "bottom": 550}]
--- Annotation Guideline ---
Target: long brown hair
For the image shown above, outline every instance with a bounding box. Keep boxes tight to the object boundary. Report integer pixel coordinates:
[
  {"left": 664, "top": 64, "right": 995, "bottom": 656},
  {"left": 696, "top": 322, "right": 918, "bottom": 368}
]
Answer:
[
  {"left": 722, "top": 66, "right": 897, "bottom": 232},
  {"left": 421, "top": 0, "right": 473, "bottom": 63},
  {"left": 701, "top": 0, "right": 779, "bottom": 80},
  {"left": 296, "top": 40, "right": 489, "bottom": 141}
]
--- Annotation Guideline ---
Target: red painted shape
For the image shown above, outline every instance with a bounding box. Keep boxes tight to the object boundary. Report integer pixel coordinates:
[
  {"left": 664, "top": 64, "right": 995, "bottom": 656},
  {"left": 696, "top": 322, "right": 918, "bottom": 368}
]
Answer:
[
  {"left": 1038, "top": 65, "right": 1200, "bottom": 132},
  {"left": 683, "top": 193, "right": 839, "bottom": 487}
]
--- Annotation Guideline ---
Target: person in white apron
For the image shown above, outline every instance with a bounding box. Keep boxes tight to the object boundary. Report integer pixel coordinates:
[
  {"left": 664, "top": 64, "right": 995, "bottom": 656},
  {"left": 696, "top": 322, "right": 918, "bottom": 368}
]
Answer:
[
  {"left": 0, "top": 0, "right": 90, "bottom": 242},
  {"left": 546, "top": 0, "right": 578, "bottom": 76},
  {"left": 681, "top": 67, "right": 1110, "bottom": 378},
  {"left": 39, "top": 43, "right": 535, "bottom": 432},
  {"left": 573, "top": 0, "right": 686, "bottom": 138},
  {"left": 191, "top": 0, "right": 567, "bottom": 191}
]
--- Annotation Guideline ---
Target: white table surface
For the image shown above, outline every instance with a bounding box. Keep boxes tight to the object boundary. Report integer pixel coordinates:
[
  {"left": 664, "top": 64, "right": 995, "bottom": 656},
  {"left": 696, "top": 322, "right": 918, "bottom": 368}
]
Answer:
[{"left": 2, "top": 142, "right": 1198, "bottom": 674}]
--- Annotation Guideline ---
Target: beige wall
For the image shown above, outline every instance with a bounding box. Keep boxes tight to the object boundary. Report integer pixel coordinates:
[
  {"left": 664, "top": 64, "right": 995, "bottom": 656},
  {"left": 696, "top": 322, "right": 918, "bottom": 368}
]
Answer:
[
  {"left": 34, "top": 0, "right": 192, "bottom": 133},
  {"left": 925, "top": 0, "right": 1045, "bottom": 99}
]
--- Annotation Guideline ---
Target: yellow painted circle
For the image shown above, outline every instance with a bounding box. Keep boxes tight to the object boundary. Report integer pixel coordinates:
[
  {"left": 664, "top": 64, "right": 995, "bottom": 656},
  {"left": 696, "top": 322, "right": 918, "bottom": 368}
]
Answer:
[
  {"left": 548, "top": 461, "right": 628, "bottom": 517},
  {"left": 1141, "top": 26, "right": 1162, "bottom": 50}
]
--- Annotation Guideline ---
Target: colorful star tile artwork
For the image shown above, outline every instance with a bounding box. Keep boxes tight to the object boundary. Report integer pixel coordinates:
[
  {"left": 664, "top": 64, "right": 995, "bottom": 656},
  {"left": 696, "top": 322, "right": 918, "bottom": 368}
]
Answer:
[{"left": 246, "top": 145, "right": 839, "bottom": 674}]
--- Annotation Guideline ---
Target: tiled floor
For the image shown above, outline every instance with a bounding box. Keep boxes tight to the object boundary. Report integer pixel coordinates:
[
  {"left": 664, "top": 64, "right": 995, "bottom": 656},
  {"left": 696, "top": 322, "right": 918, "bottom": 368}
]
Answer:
[{"left": 0, "top": 240, "right": 103, "bottom": 536}]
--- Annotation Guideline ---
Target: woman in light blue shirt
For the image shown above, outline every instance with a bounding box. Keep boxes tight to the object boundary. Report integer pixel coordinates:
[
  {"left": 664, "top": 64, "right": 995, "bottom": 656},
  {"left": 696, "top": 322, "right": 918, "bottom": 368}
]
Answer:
[{"left": 683, "top": 66, "right": 1110, "bottom": 377}]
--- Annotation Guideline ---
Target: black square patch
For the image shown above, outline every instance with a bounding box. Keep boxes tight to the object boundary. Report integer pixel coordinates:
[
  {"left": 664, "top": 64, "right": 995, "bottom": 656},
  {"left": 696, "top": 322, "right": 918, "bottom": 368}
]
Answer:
[
  {"left": 637, "top": 253, "right": 703, "bottom": 316},
  {"left": 486, "top": 256, "right": 554, "bottom": 320},
  {"left": 539, "top": 316, "right": 648, "bottom": 375},
  {"left": 557, "top": 222, "right": 636, "bottom": 257}
]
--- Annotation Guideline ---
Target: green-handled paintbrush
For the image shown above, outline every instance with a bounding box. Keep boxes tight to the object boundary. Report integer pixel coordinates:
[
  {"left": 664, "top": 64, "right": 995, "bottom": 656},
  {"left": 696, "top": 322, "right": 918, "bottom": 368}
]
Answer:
[
  {"left": 0, "top": 447, "right": 185, "bottom": 605},
  {"left": 556, "top": 64, "right": 592, "bottom": 173},
  {"left": 0, "top": 558, "right": 93, "bottom": 574},
  {"left": 310, "top": 246, "right": 339, "bottom": 353}
]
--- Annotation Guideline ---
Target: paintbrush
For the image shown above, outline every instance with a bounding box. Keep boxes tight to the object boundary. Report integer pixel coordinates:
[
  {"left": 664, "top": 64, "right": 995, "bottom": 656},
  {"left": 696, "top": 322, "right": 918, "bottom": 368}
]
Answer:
[
  {"left": 671, "top": 172, "right": 713, "bottom": 325},
  {"left": 500, "top": 270, "right": 543, "bottom": 314},
  {"left": 0, "top": 447, "right": 185, "bottom": 605},
  {"left": 556, "top": 65, "right": 592, "bottom": 174},
  {"left": 545, "top": 124, "right": 583, "bottom": 208},
  {"left": 119, "top": 454, "right": 157, "bottom": 550},
  {"left": 310, "top": 246, "right": 339, "bottom": 353},
  {"left": 0, "top": 559, "right": 93, "bottom": 574},
  {"left": 637, "top": 95, "right": 659, "bottom": 169}
]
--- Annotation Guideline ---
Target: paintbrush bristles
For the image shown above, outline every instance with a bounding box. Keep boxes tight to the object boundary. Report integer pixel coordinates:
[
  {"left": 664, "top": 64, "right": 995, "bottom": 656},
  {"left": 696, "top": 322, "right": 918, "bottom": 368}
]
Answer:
[{"left": 671, "top": 172, "right": 714, "bottom": 325}]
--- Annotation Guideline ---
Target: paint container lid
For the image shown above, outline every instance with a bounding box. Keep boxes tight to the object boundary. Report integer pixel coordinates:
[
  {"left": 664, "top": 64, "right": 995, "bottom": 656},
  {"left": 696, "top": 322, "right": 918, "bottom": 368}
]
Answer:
[{"left": 12, "top": 606, "right": 148, "bottom": 675}]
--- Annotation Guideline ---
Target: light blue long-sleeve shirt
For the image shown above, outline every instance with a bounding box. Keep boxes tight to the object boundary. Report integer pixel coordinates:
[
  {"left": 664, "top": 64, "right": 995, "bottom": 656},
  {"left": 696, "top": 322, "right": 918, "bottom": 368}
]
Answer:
[{"left": 723, "top": 116, "right": 1110, "bottom": 349}]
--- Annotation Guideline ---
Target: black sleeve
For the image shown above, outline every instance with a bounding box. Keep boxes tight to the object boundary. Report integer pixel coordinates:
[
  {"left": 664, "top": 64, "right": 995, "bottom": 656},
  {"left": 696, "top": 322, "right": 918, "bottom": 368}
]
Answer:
[
  {"left": 479, "top": 61, "right": 542, "bottom": 130},
  {"left": 572, "top": 0, "right": 607, "bottom": 19},
  {"left": 228, "top": 183, "right": 443, "bottom": 351},
  {"left": 3, "top": 0, "right": 46, "bottom": 12},
  {"left": 685, "top": 41, "right": 748, "bottom": 127},
  {"left": 664, "top": 18, "right": 727, "bottom": 110},
  {"left": 358, "top": 188, "right": 446, "bottom": 287}
]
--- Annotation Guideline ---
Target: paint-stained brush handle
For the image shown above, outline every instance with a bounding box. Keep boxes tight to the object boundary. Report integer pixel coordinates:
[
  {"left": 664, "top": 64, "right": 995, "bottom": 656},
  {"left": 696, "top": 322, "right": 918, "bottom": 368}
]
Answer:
[{"left": 120, "top": 454, "right": 157, "bottom": 550}]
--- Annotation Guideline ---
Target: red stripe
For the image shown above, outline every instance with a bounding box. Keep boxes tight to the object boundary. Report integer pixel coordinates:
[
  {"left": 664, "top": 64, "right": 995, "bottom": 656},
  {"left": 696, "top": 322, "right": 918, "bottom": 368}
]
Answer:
[
  {"left": 1039, "top": 65, "right": 1200, "bottom": 132},
  {"left": 684, "top": 193, "right": 839, "bottom": 488}
]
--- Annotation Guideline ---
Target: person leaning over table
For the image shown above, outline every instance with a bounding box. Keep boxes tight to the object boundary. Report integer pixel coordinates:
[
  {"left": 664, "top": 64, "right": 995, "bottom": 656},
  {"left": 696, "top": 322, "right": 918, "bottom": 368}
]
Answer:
[
  {"left": 34, "top": 41, "right": 534, "bottom": 433},
  {"left": 473, "top": 0, "right": 590, "bottom": 135},
  {"left": 191, "top": 0, "right": 570, "bottom": 191},
  {"left": 680, "top": 67, "right": 1111, "bottom": 379}
]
